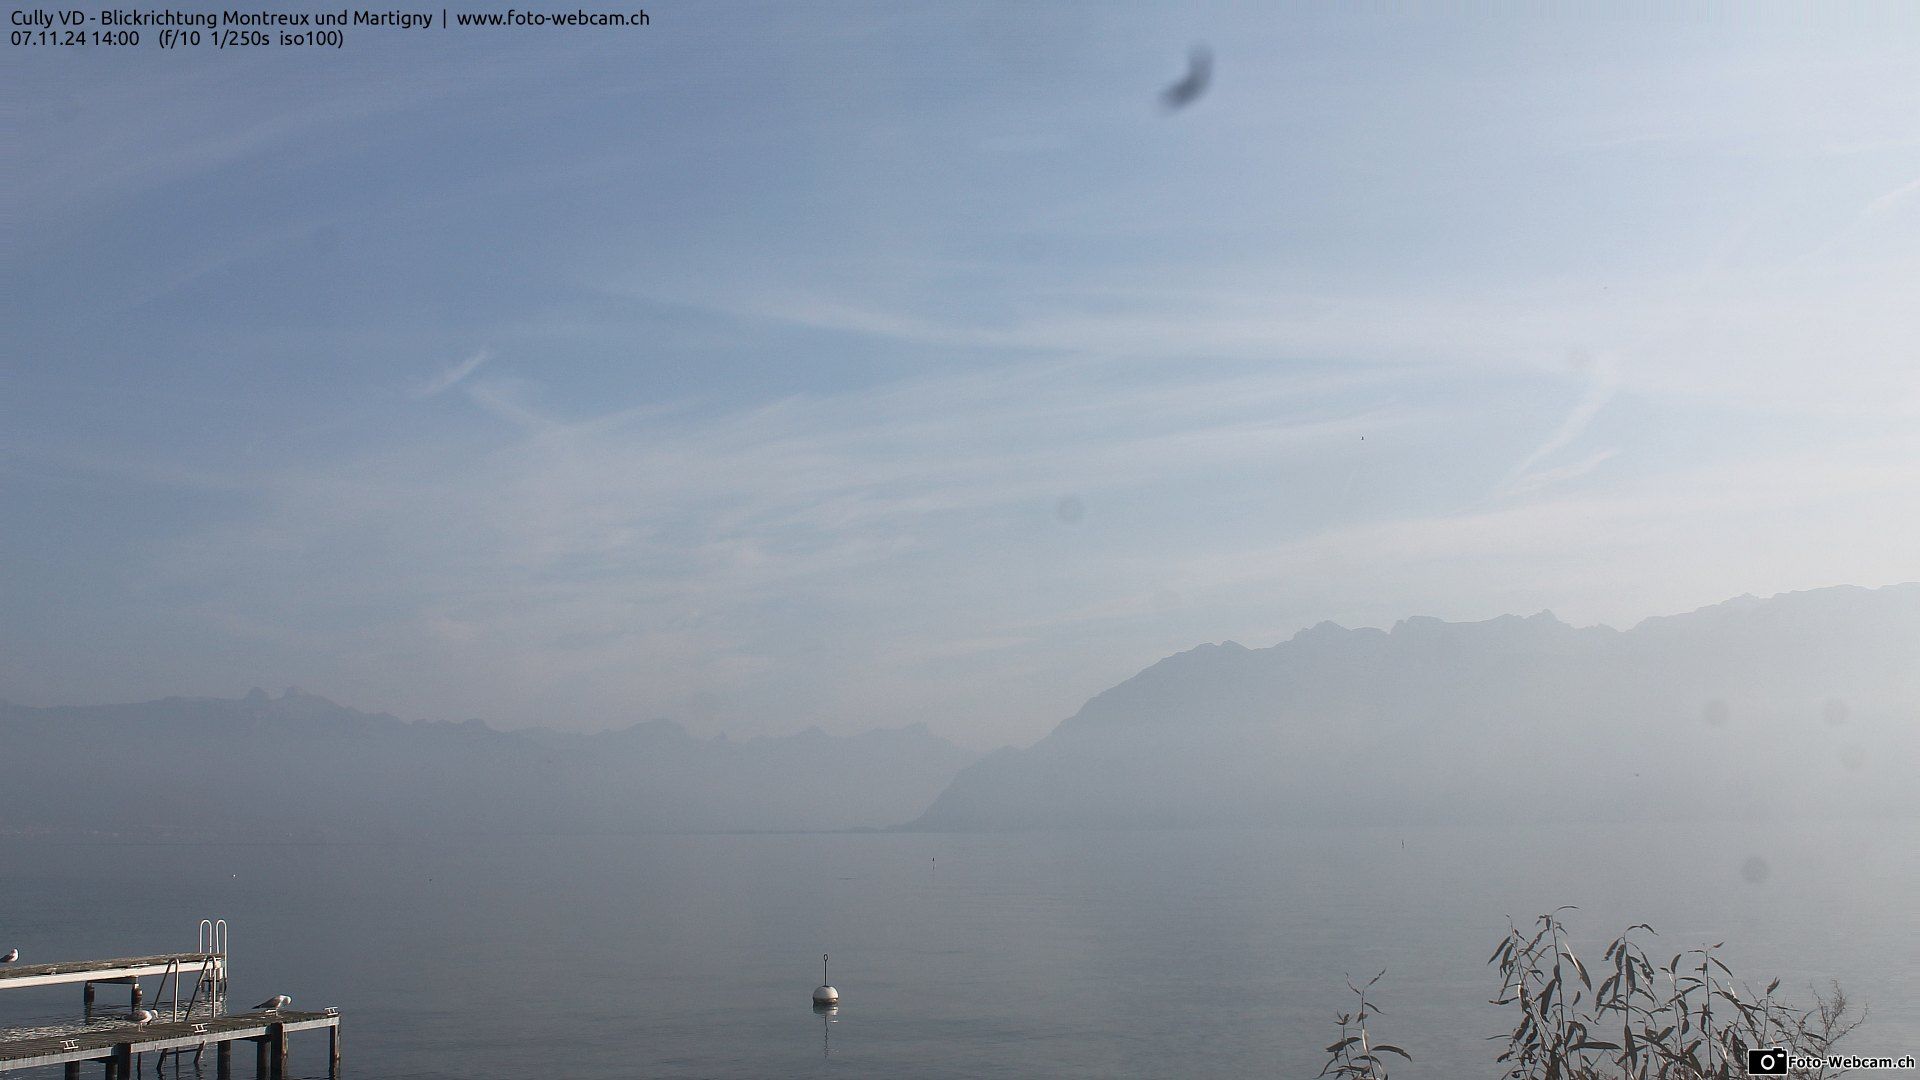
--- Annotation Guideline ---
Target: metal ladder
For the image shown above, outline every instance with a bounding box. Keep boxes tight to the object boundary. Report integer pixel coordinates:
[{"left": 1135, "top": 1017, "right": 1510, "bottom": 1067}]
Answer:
[
  {"left": 188, "top": 919, "right": 229, "bottom": 1017},
  {"left": 143, "top": 920, "right": 227, "bottom": 1022}
]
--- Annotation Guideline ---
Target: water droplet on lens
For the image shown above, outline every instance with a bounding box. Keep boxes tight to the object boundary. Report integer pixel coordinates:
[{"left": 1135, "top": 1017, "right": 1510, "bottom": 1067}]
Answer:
[
  {"left": 1054, "top": 495, "right": 1085, "bottom": 524},
  {"left": 1821, "top": 698, "right": 1849, "bottom": 726},
  {"left": 1702, "top": 699, "right": 1730, "bottom": 727},
  {"left": 1739, "top": 856, "right": 1770, "bottom": 884}
]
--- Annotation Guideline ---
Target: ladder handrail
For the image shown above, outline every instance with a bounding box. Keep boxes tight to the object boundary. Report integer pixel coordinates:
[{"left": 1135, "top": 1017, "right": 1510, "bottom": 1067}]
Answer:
[
  {"left": 197, "top": 919, "right": 227, "bottom": 957},
  {"left": 181, "top": 952, "right": 220, "bottom": 1019},
  {"left": 196, "top": 918, "right": 229, "bottom": 1012}
]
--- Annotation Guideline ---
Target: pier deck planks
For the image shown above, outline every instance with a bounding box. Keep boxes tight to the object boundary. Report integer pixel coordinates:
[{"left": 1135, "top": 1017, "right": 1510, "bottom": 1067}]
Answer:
[{"left": 0, "top": 1010, "right": 336, "bottom": 1071}]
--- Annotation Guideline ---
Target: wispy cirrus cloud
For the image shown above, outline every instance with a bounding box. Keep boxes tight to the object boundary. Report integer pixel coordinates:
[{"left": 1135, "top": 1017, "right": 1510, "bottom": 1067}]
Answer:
[
  {"left": 1499, "top": 352, "right": 1620, "bottom": 497},
  {"left": 415, "top": 349, "right": 493, "bottom": 398},
  {"left": 1863, "top": 174, "right": 1920, "bottom": 217},
  {"left": 1498, "top": 449, "right": 1620, "bottom": 501},
  {"left": 103, "top": 324, "right": 1914, "bottom": 746},
  {"left": 646, "top": 253, "right": 1920, "bottom": 421},
  {"left": 117, "top": 356, "right": 1427, "bottom": 737}
]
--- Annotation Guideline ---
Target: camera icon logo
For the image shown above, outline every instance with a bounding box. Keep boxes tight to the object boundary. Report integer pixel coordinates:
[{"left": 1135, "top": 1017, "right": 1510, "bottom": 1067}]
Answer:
[{"left": 1746, "top": 1047, "right": 1789, "bottom": 1075}]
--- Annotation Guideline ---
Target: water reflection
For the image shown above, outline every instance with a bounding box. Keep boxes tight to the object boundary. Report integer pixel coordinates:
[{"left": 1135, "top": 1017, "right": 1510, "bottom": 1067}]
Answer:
[{"left": 813, "top": 1003, "right": 837, "bottom": 1059}]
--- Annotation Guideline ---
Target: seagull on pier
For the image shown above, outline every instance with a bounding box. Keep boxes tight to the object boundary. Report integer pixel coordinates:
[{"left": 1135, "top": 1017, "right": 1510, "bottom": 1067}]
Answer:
[
  {"left": 1, "top": 948, "right": 16, "bottom": 963},
  {"left": 130, "top": 1009, "right": 159, "bottom": 1025},
  {"left": 254, "top": 994, "right": 292, "bottom": 1012}
]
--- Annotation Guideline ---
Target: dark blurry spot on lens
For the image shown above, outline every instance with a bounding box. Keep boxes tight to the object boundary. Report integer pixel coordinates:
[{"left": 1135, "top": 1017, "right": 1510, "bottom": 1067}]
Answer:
[
  {"left": 1740, "top": 856, "right": 1770, "bottom": 884},
  {"left": 1701, "top": 699, "right": 1729, "bottom": 727},
  {"left": 1055, "top": 495, "right": 1085, "bottom": 525},
  {"left": 1567, "top": 347, "right": 1594, "bottom": 373},
  {"left": 1151, "top": 589, "right": 1183, "bottom": 616},
  {"left": 1838, "top": 745, "right": 1866, "bottom": 771},
  {"left": 1160, "top": 45, "right": 1212, "bottom": 111},
  {"left": 1821, "top": 698, "right": 1848, "bottom": 726}
]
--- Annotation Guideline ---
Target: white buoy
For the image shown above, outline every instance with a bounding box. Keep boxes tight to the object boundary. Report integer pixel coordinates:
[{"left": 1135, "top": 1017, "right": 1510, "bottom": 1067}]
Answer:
[{"left": 812, "top": 953, "right": 839, "bottom": 1006}]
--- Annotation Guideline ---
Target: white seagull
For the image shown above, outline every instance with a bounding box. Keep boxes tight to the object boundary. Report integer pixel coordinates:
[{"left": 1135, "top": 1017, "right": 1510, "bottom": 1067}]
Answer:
[
  {"left": 130, "top": 1009, "right": 159, "bottom": 1025},
  {"left": 1, "top": 948, "right": 17, "bottom": 963},
  {"left": 254, "top": 995, "right": 292, "bottom": 1012}
]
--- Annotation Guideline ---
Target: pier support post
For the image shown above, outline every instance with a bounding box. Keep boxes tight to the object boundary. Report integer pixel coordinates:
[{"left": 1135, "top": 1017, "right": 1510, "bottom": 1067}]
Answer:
[
  {"left": 130, "top": 979, "right": 142, "bottom": 1007},
  {"left": 329, "top": 1022, "right": 341, "bottom": 1077},
  {"left": 255, "top": 1038, "right": 268, "bottom": 1079},
  {"left": 83, "top": 981, "right": 95, "bottom": 1012},
  {"left": 63, "top": 1062, "right": 80, "bottom": 1079},
  {"left": 269, "top": 1023, "right": 288, "bottom": 1080},
  {"left": 217, "top": 1041, "right": 233, "bottom": 1080},
  {"left": 110, "top": 1044, "right": 132, "bottom": 1079}
]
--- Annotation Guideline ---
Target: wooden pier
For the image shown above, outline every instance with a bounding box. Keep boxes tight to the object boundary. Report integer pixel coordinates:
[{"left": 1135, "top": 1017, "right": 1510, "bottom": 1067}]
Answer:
[
  {"left": 0, "top": 956, "right": 228, "bottom": 994},
  {"left": 0, "top": 1009, "right": 339, "bottom": 1078},
  {"left": 1, "top": 924, "right": 340, "bottom": 1078}
]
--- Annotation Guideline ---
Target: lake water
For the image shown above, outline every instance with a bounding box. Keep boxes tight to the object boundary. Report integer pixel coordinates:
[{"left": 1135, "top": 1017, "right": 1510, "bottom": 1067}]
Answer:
[{"left": 2, "top": 820, "right": 1914, "bottom": 1078}]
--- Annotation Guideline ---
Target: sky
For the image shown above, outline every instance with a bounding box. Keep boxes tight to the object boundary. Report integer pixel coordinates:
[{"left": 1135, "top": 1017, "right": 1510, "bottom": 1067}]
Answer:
[{"left": 4, "top": 3, "right": 1918, "bottom": 748}]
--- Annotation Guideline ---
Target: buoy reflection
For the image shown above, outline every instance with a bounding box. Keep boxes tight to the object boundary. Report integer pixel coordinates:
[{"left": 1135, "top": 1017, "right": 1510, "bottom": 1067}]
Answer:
[{"left": 814, "top": 1003, "right": 838, "bottom": 1058}]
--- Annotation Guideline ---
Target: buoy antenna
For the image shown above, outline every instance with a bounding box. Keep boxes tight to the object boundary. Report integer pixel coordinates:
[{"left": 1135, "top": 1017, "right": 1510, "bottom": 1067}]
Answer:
[{"left": 812, "top": 952, "right": 840, "bottom": 1006}]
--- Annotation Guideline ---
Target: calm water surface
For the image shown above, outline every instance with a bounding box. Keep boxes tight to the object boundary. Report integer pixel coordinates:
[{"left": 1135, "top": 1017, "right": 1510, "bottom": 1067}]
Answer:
[{"left": 2, "top": 821, "right": 1914, "bottom": 1078}]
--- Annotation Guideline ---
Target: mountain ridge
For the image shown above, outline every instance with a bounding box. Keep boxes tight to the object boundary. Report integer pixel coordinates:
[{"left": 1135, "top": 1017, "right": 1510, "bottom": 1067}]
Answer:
[
  {"left": 0, "top": 689, "right": 976, "bottom": 840},
  {"left": 912, "top": 583, "right": 1920, "bottom": 830}
]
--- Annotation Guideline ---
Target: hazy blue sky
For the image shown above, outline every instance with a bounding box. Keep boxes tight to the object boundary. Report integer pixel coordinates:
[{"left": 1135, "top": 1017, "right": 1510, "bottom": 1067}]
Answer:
[{"left": 5, "top": 3, "right": 1917, "bottom": 746}]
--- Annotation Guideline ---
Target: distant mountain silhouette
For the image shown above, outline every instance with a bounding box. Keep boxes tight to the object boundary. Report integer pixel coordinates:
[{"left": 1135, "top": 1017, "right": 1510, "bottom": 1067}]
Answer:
[
  {"left": 0, "top": 689, "right": 975, "bottom": 840},
  {"left": 910, "top": 584, "right": 1920, "bottom": 830},
  {"left": 8, "top": 585, "right": 1913, "bottom": 839}
]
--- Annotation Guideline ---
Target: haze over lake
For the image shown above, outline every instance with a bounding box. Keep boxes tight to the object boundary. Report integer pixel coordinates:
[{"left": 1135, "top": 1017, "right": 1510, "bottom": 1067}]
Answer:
[
  {"left": 3, "top": 585, "right": 1916, "bottom": 1076},
  {"left": 6, "top": 585, "right": 1913, "bottom": 841},
  {"left": 3, "top": 820, "right": 1915, "bottom": 1079}
]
